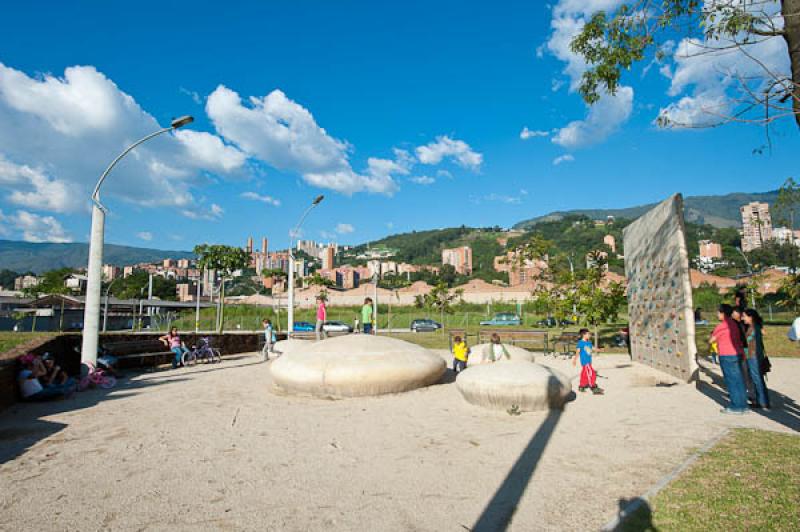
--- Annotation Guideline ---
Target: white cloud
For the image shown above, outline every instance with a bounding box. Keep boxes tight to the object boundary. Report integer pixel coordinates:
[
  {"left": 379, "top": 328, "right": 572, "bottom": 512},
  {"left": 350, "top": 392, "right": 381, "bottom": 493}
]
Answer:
[
  {"left": 484, "top": 193, "right": 522, "bottom": 205},
  {"left": 241, "top": 191, "right": 281, "bottom": 207},
  {"left": 206, "top": 85, "right": 398, "bottom": 195},
  {"left": 410, "top": 175, "right": 435, "bottom": 185},
  {"left": 553, "top": 154, "right": 575, "bottom": 165},
  {"left": 181, "top": 202, "right": 224, "bottom": 221},
  {"left": 544, "top": 1, "right": 634, "bottom": 147},
  {"left": 415, "top": 136, "right": 483, "bottom": 170},
  {"left": 552, "top": 87, "right": 634, "bottom": 148},
  {"left": 519, "top": 127, "right": 550, "bottom": 140},
  {"left": 0, "top": 156, "right": 72, "bottom": 213},
  {"left": 179, "top": 87, "right": 202, "bottom": 105},
  {"left": 436, "top": 169, "right": 453, "bottom": 179},
  {"left": 0, "top": 209, "right": 72, "bottom": 242},
  {"left": 655, "top": 3, "right": 790, "bottom": 127},
  {"left": 0, "top": 62, "right": 245, "bottom": 216},
  {"left": 137, "top": 231, "right": 153, "bottom": 241},
  {"left": 335, "top": 223, "right": 354, "bottom": 234}
]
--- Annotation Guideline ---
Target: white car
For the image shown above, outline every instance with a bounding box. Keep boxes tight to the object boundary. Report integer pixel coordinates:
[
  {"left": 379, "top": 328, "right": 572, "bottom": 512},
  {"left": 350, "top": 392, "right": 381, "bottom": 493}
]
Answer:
[{"left": 322, "top": 320, "right": 354, "bottom": 333}]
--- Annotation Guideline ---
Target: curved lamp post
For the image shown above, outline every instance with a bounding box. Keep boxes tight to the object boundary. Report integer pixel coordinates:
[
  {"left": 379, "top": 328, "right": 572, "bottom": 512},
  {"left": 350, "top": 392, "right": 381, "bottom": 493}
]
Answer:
[
  {"left": 80, "top": 116, "right": 194, "bottom": 364},
  {"left": 287, "top": 195, "right": 324, "bottom": 334}
]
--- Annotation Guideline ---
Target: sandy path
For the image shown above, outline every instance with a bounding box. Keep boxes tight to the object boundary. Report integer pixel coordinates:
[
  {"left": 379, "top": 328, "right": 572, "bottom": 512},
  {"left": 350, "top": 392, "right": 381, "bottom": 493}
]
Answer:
[{"left": 0, "top": 350, "right": 798, "bottom": 531}]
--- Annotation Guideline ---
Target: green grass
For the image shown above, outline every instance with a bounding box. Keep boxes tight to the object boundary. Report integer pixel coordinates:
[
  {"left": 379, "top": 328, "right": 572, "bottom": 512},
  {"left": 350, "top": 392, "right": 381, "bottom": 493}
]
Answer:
[
  {"left": 622, "top": 429, "right": 800, "bottom": 531},
  {"left": 0, "top": 332, "right": 55, "bottom": 357}
]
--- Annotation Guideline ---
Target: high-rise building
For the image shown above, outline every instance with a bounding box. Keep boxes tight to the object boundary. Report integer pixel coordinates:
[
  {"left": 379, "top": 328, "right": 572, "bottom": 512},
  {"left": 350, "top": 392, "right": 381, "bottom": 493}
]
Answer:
[
  {"left": 322, "top": 245, "right": 336, "bottom": 270},
  {"left": 102, "top": 264, "right": 120, "bottom": 281},
  {"left": 261, "top": 237, "right": 268, "bottom": 254},
  {"left": 740, "top": 202, "right": 773, "bottom": 252},
  {"left": 177, "top": 258, "right": 191, "bottom": 269},
  {"left": 123, "top": 266, "right": 135, "bottom": 278},
  {"left": 603, "top": 234, "right": 617, "bottom": 253},
  {"left": 246, "top": 236, "right": 254, "bottom": 254},
  {"left": 698, "top": 240, "right": 723, "bottom": 259},
  {"left": 442, "top": 246, "right": 472, "bottom": 275},
  {"left": 163, "top": 259, "right": 176, "bottom": 268}
]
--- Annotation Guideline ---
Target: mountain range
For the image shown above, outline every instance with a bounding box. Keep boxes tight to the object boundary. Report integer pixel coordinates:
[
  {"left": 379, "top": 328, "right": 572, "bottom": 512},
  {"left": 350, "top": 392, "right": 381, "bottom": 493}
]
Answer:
[
  {"left": 0, "top": 189, "right": 790, "bottom": 274},
  {"left": 0, "top": 240, "right": 194, "bottom": 275},
  {"left": 513, "top": 190, "right": 782, "bottom": 230}
]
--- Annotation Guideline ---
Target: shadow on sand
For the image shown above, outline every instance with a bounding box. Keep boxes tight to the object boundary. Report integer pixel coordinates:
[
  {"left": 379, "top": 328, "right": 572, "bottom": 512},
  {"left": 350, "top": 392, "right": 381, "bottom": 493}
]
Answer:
[{"left": 695, "top": 361, "right": 800, "bottom": 432}]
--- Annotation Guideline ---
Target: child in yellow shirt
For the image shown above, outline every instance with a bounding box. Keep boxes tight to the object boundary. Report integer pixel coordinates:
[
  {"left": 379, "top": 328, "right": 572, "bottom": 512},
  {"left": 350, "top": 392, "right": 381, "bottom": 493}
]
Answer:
[{"left": 452, "top": 336, "right": 469, "bottom": 373}]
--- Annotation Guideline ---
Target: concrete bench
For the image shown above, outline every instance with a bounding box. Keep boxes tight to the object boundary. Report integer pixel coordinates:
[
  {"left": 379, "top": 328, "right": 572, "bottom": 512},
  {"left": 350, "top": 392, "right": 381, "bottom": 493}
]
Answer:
[{"left": 551, "top": 332, "right": 582, "bottom": 358}]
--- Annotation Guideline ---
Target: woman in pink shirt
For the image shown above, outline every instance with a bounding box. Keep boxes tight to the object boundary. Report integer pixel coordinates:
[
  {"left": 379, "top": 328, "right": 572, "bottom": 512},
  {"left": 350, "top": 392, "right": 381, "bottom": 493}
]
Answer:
[
  {"left": 315, "top": 296, "right": 327, "bottom": 341},
  {"left": 709, "top": 304, "right": 748, "bottom": 414}
]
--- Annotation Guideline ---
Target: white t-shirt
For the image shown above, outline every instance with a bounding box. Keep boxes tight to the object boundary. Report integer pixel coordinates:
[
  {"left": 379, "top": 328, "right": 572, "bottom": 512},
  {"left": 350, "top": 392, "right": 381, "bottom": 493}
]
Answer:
[
  {"left": 18, "top": 369, "right": 43, "bottom": 398},
  {"left": 789, "top": 317, "right": 800, "bottom": 342}
]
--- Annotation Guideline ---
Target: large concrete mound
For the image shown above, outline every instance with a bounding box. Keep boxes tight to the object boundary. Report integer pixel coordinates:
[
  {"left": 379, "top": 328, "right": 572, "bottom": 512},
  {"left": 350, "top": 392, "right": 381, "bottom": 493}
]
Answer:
[
  {"left": 456, "top": 362, "right": 572, "bottom": 412},
  {"left": 466, "top": 343, "right": 535, "bottom": 366},
  {"left": 270, "top": 335, "right": 446, "bottom": 399},
  {"left": 271, "top": 339, "right": 313, "bottom": 357}
]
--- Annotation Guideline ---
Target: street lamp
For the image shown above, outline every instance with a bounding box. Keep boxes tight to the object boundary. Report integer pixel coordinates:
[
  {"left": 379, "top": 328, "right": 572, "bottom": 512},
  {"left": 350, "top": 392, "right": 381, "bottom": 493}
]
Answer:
[
  {"left": 80, "top": 116, "right": 194, "bottom": 364},
  {"left": 287, "top": 195, "right": 324, "bottom": 334},
  {"left": 102, "top": 277, "right": 119, "bottom": 332}
]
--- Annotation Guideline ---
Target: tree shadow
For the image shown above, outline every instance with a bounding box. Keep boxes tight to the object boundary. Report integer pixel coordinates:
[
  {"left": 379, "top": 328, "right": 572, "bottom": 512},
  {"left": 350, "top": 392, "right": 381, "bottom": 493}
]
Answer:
[
  {"left": 695, "top": 361, "right": 800, "bottom": 432},
  {"left": 0, "top": 371, "right": 190, "bottom": 464},
  {"left": 471, "top": 405, "right": 562, "bottom": 531}
]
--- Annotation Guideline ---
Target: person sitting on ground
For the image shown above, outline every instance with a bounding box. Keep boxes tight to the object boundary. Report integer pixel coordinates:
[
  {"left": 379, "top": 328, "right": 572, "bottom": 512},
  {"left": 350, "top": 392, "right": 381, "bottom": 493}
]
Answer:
[
  {"left": 573, "top": 328, "right": 604, "bottom": 395},
  {"left": 160, "top": 327, "right": 189, "bottom": 369},
  {"left": 742, "top": 309, "right": 771, "bottom": 409},
  {"left": 482, "top": 333, "right": 510, "bottom": 363},
  {"left": 361, "top": 298, "right": 374, "bottom": 335},
  {"left": 262, "top": 319, "right": 275, "bottom": 361},
  {"left": 40, "top": 352, "right": 69, "bottom": 386},
  {"left": 451, "top": 336, "right": 469, "bottom": 373},
  {"left": 17, "top": 355, "right": 74, "bottom": 401},
  {"left": 710, "top": 304, "right": 748, "bottom": 414}
]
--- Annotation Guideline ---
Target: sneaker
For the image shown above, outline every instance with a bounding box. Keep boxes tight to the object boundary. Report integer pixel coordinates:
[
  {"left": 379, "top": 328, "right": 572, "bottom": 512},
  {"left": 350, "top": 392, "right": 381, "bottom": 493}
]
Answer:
[
  {"left": 578, "top": 386, "right": 587, "bottom": 392},
  {"left": 590, "top": 386, "right": 604, "bottom": 395},
  {"left": 720, "top": 407, "right": 747, "bottom": 415}
]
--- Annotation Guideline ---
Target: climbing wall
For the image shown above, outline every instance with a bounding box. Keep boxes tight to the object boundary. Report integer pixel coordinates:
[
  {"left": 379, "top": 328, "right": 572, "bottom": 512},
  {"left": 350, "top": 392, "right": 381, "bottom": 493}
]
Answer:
[{"left": 623, "top": 194, "right": 698, "bottom": 382}]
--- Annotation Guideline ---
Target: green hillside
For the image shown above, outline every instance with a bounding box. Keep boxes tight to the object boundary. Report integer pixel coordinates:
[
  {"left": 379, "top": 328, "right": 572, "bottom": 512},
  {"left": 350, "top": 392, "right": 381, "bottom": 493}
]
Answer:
[
  {"left": 0, "top": 240, "right": 194, "bottom": 274},
  {"left": 514, "top": 190, "right": 782, "bottom": 230}
]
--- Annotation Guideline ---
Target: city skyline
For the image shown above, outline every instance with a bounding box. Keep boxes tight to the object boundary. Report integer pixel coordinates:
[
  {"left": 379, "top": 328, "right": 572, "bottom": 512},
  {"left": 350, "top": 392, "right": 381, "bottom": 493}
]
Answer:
[{"left": 0, "top": 1, "right": 798, "bottom": 251}]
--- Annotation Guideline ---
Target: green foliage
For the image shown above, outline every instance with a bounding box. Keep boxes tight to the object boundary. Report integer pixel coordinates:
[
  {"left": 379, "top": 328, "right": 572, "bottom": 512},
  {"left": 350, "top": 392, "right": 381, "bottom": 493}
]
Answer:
[
  {"left": 570, "top": 1, "right": 799, "bottom": 129},
  {"left": 308, "top": 273, "right": 335, "bottom": 287},
  {"left": 194, "top": 244, "right": 250, "bottom": 276},
  {"left": 693, "top": 283, "right": 725, "bottom": 313},
  {"left": 109, "top": 270, "right": 177, "bottom": 301},
  {"left": 0, "top": 268, "right": 19, "bottom": 289},
  {"left": 226, "top": 275, "right": 265, "bottom": 297},
  {"left": 22, "top": 268, "right": 74, "bottom": 297},
  {"left": 774, "top": 177, "right": 800, "bottom": 234},
  {"left": 776, "top": 273, "right": 800, "bottom": 312}
]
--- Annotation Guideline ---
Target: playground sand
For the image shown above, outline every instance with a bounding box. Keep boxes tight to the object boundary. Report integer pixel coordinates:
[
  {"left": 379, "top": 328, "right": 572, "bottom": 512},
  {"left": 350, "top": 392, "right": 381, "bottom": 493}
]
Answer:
[{"left": 1, "top": 350, "right": 798, "bottom": 531}]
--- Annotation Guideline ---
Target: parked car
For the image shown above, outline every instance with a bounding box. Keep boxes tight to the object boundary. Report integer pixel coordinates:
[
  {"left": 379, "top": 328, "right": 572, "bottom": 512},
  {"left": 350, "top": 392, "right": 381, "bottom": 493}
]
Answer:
[
  {"left": 323, "top": 320, "right": 353, "bottom": 333},
  {"left": 535, "top": 317, "right": 575, "bottom": 328},
  {"left": 480, "top": 313, "right": 522, "bottom": 326},
  {"left": 293, "top": 321, "right": 315, "bottom": 332},
  {"left": 410, "top": 319, "right": 442, "bottom": 332}
]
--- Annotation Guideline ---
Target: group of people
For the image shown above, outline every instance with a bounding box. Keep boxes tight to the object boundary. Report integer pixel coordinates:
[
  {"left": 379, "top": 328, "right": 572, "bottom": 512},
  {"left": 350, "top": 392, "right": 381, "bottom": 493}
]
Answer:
[
  {"left": 709, "top": 292, "right": 772, "bottom": 414},
  {"left": 17, "top": 352, "right": 76, "bottom": 401},
  {"left": 450, "top": 332, "right": 511, "bottom": 374}
]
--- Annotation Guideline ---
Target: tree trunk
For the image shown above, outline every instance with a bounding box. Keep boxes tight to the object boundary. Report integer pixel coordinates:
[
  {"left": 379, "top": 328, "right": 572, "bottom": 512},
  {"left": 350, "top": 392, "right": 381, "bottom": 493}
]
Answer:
[{"left": 784, "top": 0, "right": 800, "bottom": 129}]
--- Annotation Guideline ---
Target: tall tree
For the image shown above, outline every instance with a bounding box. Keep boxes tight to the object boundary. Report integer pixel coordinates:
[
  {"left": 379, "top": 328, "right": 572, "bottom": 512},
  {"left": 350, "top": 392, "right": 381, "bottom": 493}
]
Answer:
[
  {"left": 571, "top": 0, "right": 800, "bottom": 130},
  {"left": 194, "top": 244, "right": 251, "bottom": 332}
]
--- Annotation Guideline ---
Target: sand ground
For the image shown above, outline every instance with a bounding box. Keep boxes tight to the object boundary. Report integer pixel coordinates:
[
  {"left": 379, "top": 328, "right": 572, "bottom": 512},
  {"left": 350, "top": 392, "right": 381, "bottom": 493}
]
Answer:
[{"left": 1, "top": 348, "right": 798, "bottom": 532}]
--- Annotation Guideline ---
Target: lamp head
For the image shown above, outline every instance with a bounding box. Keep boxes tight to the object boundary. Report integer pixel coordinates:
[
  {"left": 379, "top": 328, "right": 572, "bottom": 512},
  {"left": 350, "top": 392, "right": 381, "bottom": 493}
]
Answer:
[
  {"left": 312, "top": 195, "right": 324, "bottom": 205},
  {"left": 171, "top": 115, "right": 194, "bottom": 129}
]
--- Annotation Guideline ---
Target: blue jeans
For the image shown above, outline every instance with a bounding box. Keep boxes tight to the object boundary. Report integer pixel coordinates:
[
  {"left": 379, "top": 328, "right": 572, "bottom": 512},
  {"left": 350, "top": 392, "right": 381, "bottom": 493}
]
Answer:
[
  {"left": 745, "top": 357, "right": 770, "bottom": 407},
  {"left": 363, "top": 323, "right": 373, "bottom": 334},
  {"left": 453, "top": 359, "right": 467, "bottom": 373},
  {"left": 171, "top": 347, "right": 187, "bottom": 368},
  {"left": 719, "top": 355, "right": 748, "bottom": 411}
]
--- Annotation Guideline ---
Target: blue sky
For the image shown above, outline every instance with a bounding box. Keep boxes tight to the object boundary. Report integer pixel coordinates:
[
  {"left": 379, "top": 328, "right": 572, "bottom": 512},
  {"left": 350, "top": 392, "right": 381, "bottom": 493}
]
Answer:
[{"left": 0, "top": 0, "right": 796, "bottom": 251}]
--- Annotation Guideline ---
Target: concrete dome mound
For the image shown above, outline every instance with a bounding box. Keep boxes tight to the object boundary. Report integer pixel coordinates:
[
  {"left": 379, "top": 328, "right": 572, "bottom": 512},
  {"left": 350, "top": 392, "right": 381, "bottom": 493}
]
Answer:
[
  {"left": 270, "top": 335, "right": 446, "bottom": 399},
  {"left": 456, "top": 362, "right": 572, "bottom": 412},
  {"left": 466, "top": 343, "right": 535, "bottom": 366},
  {"left": 271, "top": 339, "right": 313, "bottom": 357}
]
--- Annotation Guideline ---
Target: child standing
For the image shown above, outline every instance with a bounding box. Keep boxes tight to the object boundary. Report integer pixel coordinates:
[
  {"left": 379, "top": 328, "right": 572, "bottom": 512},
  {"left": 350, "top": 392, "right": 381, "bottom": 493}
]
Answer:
[
  {"left": 262, "top": 319, "right": 275, "bottom": 361},
  {"left": 573, "top": 328, "right": 604, "bottom": 395},
  {"left": 452, "top": 336, "right": 469, "bottom": 373}
]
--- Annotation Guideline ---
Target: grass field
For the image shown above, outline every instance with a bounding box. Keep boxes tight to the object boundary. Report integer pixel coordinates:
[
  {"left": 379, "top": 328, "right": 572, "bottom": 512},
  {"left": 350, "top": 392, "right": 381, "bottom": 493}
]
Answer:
[
  {"left": 0, "top": 332, "right": 55, "bottom": 357},
  {"left": 622, "top": 429, "right": 800, "bottom": 531}
]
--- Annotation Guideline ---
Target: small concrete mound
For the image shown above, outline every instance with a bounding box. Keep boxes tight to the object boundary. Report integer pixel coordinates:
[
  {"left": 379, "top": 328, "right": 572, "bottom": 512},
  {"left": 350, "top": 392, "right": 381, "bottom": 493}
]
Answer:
[
  {"left": 466, "top": 343, "right": 535, "bottom": 366},
  {"left": 271, "top": 339, "right": 313, "bottom": 357},
  {"left": 456, "top": 362, "right": 572, "bottom": 412},
  {"left": 270, "top": 335, "right": 446, "bottom": 399}
]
